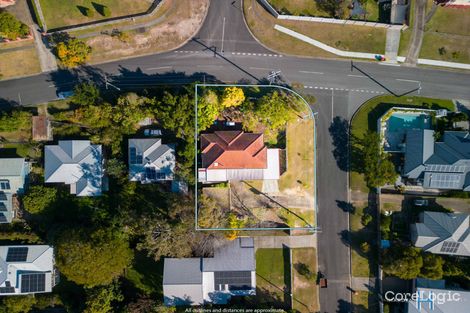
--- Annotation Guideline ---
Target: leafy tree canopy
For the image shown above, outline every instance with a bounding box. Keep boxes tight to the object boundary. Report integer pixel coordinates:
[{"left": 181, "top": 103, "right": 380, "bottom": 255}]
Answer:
[
  {"left": 73, "top": 82, "right": 102, "bottom": 107},
  {"left": 22, "top": 185, "right": 57, "bottom": 214},
  {"left": 56, "top": 37, "right": 91, "bottom": 67},
  {"left": 0, "top": 11, "right": 29, "bottom": 40},
  {"left": 0, "top": 110, "right": 32, "bottom": 132},
  {"left": 83, "top": 282, "right": 123, "bottom": 313},
  {"left": 56, "top": 227, "right": 133, "bottom": 287},
  {"left": 382, "top": 246, "right": 423, "bottom": 279},
  {"left": 420, "top": 253, "right": 444, "bottom": 280},
  {"left": 0, "top": 295, "right": 36, "bottom": 313}
]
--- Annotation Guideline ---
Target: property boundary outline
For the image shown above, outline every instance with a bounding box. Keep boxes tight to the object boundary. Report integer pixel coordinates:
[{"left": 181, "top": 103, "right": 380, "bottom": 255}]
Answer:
[{"left": 194, "top": 83, "right": 318, "bottom": 232}]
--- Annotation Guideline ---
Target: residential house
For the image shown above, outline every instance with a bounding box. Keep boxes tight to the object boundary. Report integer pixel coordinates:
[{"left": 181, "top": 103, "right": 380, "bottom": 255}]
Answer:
[
  {"left": 0, "top": 245, "right": 57, "bottom": 295},
  {"left": 128, "top": 138, "right": 176, "bottom": 183},
  {"left": 32, "top": 115, "right": 53, "bottom": 141},
  {"left": 411, "top": 211, "right": 470, "bottom": 256},
  {"left": 163, "top": 238, "right": 256, "bottom": 306},
  {"left": 44, "top": 140, "right": 103, "bottom": 196},
  {"left": 445, "top": 0, "right": 470, "bottom": 8},
  {"left": 403, "top": 130, "right": 470, "bottom": 190},
  {"left": 406, "top": 278, "right": 470, "bottom": 313},
  {"left": 0, "top": 158, "right": 29, "bottom": 223},
  {"left": 198, "top": 131, "right": 280, "bottom": 183}
]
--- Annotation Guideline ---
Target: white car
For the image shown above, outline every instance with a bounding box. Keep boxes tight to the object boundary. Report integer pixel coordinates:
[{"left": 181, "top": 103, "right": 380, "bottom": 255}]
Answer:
[{"left": 414, "top": 199, "right": 429, "bottom": 207}]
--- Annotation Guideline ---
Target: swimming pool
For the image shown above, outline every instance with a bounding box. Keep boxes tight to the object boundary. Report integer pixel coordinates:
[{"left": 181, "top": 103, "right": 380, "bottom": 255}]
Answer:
[{"left": 384, "top": 112, "right": 432, "bottom": 151}]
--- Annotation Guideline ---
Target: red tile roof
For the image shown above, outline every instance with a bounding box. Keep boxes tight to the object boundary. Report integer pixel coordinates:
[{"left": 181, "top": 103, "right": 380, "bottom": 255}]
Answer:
[{"left": 201, "top": 131, "right": 267, "bottom": 169}]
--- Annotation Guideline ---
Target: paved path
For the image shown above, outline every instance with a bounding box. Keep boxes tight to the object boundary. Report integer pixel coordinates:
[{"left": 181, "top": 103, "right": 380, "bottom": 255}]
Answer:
[
  {"left": 385, "top": 28, "right": 401, "bottom": 63},
  {"left": 405, "top": 0, "right": 426, "bottom": 65},
  {"left": 254, "top": 234, "right": 317, "bottom": 249},
  {"left": 31, "top": 24, "right": 57, "bottom": 72},
  {"left": 351, "top": 277, "right": 376, "bottom": 292}
]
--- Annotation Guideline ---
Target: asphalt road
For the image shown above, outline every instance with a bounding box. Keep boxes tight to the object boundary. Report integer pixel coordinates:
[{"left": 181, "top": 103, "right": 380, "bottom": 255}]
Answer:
[{"left": 1, "top": 1, "right": 470, "bottom": 312}]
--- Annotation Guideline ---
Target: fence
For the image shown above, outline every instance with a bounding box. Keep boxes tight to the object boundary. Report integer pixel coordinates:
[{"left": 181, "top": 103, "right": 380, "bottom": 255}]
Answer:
[{"left": 258, "top": 0, "right": 406, "bottom": 30}]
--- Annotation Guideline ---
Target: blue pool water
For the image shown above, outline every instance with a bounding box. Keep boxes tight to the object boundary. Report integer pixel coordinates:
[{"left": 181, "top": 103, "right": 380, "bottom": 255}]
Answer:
[{"left": 387, "top": 113, "right": 432, "bottom": 132}]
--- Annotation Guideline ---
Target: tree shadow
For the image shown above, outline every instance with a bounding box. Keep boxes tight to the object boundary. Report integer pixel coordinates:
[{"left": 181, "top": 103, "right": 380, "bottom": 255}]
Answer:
[
  {"left": 76, "top": 5, "right": 90, "bottom": 17},
  {"left": 336, "top": 200, "right": 356, "bottom": 213},
  {"left": 329, "top": 116, "right": 350, "bottom": 172},
  {"left": 0, "top": 98, "right": 20, "bottom": 110}
]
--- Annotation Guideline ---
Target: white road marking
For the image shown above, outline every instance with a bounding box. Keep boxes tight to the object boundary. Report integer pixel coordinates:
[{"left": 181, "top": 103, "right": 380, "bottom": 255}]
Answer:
[
  {"left": 146, "top": 66, "right": 171, "bottom": 71},
  {"left": 299, "top": 71, "right": 324, "bottom": 75},
  {"left": 331, "top": 89, "right": 334, "bottom": 122},
  {"left": 347, "top": 74, "right": 366, "bottom": 78},
  {"left": 221, "top": 17, "right": 226, "bottom": 53},
  {"left": 249, "top": 67, "right": 272, "bottom": 71},
  {"left": 396, "top": 78, "right": 420, "bottom": 83}
]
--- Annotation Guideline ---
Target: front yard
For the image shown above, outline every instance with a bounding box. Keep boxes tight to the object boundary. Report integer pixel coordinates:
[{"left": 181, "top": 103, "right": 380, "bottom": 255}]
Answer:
[
  {"left": 38, "top": 0, "right": 152, "bottom": 30},
  {"left": 420, "top": 1, "right": 470, "bottom": 63},
  {"left": 292, "top": 248, "right": 319, "bottom": 313},
  {"left": 0, "top": 47, "right": 41, "bottom": 80}
]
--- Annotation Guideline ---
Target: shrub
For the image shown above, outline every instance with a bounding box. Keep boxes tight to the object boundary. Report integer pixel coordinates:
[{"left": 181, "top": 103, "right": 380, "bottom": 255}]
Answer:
[
  {"left": 102, "top": 6, "right": 111, "bottom": 17},
  {"left": 361, "top": 213, "right": 372, "bottom": 226},
  {"left": 295, "top": 262, "right": 316, "bottom": 280},
  {"left": 0, "top": 11, "right": 30, "bottom": 40},
  {"left": 360, "top": 242, "right": 370, "bottom": 253}
]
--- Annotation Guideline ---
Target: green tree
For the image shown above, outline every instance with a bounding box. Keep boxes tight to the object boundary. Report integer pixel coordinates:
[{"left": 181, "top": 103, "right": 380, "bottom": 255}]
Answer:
[
  {"left": 360, "top": 241, "right": 370, "bottom": 253},
  {"left": 382, "top": 246, "right": 423, "bottom": 279},
  {"left": 220, "top": 87, "right": 245, "bottom": 108},
  {"left": 83, "top": 282, "right": 123, "bottom": 313},
  {"left": 420, "top": 253, "right": 444, "bottom": 280},
  {"left": 361, "top": 213, "right": 372, "bottom": 226},
  {"left": 106, "top": 158, "right": 127, "bottom": 179},
  {"left": 112, "top": 93, "right": 149, "bottom": 133},
  {"left": 0, "top": 110, "right": 32, "bottom": 132},
  {"left": 361, "top": 131, "right": 398, "bottom": 188},
  {"left": 56, "top": 228, "right": 133, "bottom": 287},
  {"left": 22, "top": 185, "right": 57, "bottom": 214},
  {"left": 102, "top": 6, "right": 111, "bottom": 17},
  {"left": 0, "top": 295, "right": 37, "bottom": 313},
  {"left": 56, "top": 37, "right": 92, "bottom": 67},
  {"left": 73, "top": 82, "right": 101, "bottom": 107},
  {"left": 198, "top": 90, "right": 222, "bottom": 131},
  {"left": 197, "top": 194, "right": 224, "bottom": 228},
  {"left": 0, "top": 11, "right": 29, "bottom": 40}
]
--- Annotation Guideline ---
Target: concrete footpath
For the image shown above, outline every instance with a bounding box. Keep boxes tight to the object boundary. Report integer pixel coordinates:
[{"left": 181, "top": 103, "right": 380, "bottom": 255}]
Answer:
[
  {"left": 274, "top": 24, "right": 470, "bottom": 71},
  {"left": 254, "top": 234, "right": 317, "bottom": 249}
]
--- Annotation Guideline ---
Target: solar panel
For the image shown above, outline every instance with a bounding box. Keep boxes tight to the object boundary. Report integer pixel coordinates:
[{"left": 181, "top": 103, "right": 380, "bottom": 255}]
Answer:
[
  {"left": 145, "top": 167, "right": 156, "bottom": 180},
  {"left": 6, "top": 247, "right": 28, "bottom": 262},
  {"left": 0, "top": 214, "right": 7, "bottom": 223},
  {"left": 0, "top": 192, "right": 7, "bottom": 201},
  {"left": 0, "top": 287, "right": 15, "bottom": 294},
  {"left": 20, "top": 273, "right": 46, "bottom": 293},
  {"left": 214, "top": 271, "right": 252, "bottom": 290},
  {"left": 0, "top": 203, "right": 7, "bottom": 212},
  {"left": 440, "top": 241, "right": 460, "bottom": 254}
]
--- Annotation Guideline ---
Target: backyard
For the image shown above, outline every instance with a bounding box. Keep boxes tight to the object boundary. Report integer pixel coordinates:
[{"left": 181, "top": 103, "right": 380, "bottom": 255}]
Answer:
[
  {"left": 38, "top": 0, "right": 152, "bottom": 30},
  {"left": 245, "top": 0, "right": 386, "bottom": 57}
]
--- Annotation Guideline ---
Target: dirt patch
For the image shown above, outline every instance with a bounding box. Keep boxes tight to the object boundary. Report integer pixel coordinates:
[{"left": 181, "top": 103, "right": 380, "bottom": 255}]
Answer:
[{"left": 86, "top": 0, "right": 209, "bottom": 63}]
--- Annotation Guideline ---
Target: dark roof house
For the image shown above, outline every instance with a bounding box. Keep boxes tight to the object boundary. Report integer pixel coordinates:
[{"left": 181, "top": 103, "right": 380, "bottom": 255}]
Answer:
[
  {"left": 32, "top": 116, "right": 52, "bottom": 141},
  {"left": 411, "top": 211, "right": 470, "bottom": 256},
  {"left": 403, "top": 130, "right": 470, "bottom": 190},
  {"left": 163, "top": 238, "right": 256, "bottom": 306}
]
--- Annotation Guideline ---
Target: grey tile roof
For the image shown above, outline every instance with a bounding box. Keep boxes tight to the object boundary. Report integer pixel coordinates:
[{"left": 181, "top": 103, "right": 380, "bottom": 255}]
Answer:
[
  {"left": 404, "top": 130, "right": 470, "bottom": 190},
  {"left": 163, "top": 258, "right": 202, "bottom": 285},
  {"left": 128, "top": 138, "right": 175, "bottom": 181},
  {"left": 0, "top": 158, "right": 26, "bottom": 177}
]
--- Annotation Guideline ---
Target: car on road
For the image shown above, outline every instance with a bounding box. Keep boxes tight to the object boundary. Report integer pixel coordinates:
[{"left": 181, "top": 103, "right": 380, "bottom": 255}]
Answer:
[{"left": 57, "top": 90, "right": 74, "bottom": 100}]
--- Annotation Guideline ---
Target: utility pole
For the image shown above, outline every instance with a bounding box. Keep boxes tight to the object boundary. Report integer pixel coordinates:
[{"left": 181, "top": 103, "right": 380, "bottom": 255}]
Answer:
[
  {"left": 267, "top": 70, "right": 281, "bottom": 85},
  {"left": 104, "top": 74, "right": 121, "bottom": 91}
]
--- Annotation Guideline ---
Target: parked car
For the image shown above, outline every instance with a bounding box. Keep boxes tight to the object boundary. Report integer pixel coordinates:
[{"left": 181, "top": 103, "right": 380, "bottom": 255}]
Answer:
[
  {"left": 57, "top": 90, "right": 74, "bottom": 100},
  {"left": 414, "top": 199, "right": 429, "bottom": 207},
  {"left": 225, "top": 121, "right": 236, "bottom": 126}
]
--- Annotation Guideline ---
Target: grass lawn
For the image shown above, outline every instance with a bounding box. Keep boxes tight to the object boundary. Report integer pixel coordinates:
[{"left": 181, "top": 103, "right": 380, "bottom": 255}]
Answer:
[
  {"left": 292, "top": 248, "right": 319, "bottom": 313},
  {"left": 349, "top": 203, "right": 374, "bottom": 277},
  {"left": 268, "top": 0, "right": 331, "bottom": 17},
  {"left": 38, "top": 0, "right": 152, "bottom": 30},
  {"left": 124, "top": 252, "right": 164, "bottom": 297},
  {"left": 0, "top": 48, "right": 41, "bottom": 79},
  {"left": 419, "top": 4, "right": 470, "bottom": 63},
  {"left": 279, "top": 119, "right": 315, "bottom": 194},
  {"left": 352, "top": 291, "right": 377, "bottom": 313},
  {"left": 256, "top": 248, "right": 290, "bottom": 309}
]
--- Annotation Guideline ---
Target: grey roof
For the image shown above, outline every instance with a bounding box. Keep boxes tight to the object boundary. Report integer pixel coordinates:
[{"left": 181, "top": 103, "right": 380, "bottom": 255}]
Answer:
[
  {"left": 0, "top": 158, "right": 26, "bottom": 177},
  {"left": 163, "top": 258, "right": 202, "bottom": 285},
  {"left": 0, "top": 192, "right": 13, "bottom": 224},
  {"left": 407, "top": 287, "right": 470, "bottom": 313},
  {"left": 44, "top": 140, "right": 102, "bottom": 196},
  {"left": 412, "top": 212, "right": 470, "bottom": 256},
  {"left": 404, "top": 130, "right": 470, "bottom": 190},
  {"left": 202, "top": 238, "right": 255, "bottom": 272}
]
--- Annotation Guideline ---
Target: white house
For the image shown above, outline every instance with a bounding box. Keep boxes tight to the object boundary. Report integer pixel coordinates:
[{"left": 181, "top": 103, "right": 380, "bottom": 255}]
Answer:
[{"left": 0, "top": 245, "right": 57, "bottom": 295}]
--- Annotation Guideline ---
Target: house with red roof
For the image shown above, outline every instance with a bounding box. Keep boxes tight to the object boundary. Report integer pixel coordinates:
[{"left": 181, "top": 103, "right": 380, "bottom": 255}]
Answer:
[{"left": 198, "top": 131, "right": 280, "bottom": 183}]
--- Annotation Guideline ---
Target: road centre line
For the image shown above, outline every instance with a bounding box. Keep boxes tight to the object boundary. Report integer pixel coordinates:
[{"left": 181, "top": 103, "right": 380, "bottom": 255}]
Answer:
[
  {"left": 299, "top": 70, "right": 324, "bottom": 74},
  {"left": 396, "top": 78, "right": 421, "bottom": 83},
  {"left": 347, "top": 74, "right": 367, "bottom": 78}
]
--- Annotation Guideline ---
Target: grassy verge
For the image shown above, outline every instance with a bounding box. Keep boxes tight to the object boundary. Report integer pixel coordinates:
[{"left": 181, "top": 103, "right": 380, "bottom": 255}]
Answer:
[
  {"left": 350, "top": 203, "right": 374, "bottom": 277},
  {"left": 38, "top": 0, "right": 151, "bottom": 30},
  {"left": 255, "top": 248, "right": 290, "bottom": 309},
  {"left": 84, "top": 0, "right": 207, "bottom": 64},
  {"left": 352, "top": 291, "right": 377, "bottom": 313},
  {"left": 269, "top": 0, "right": 331, "bottom": 17},
  {"left": 279, "top": 119, "right": 314, "bottom": 194},
  {"left": 0, "top": 48, "right": 41, "bottom": 80},
  {"left": 292, "top": 248, "right": 319, "bottom": 313},
  {"left": 244, "top": 0, "right": 386, "bottom": 57}
]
